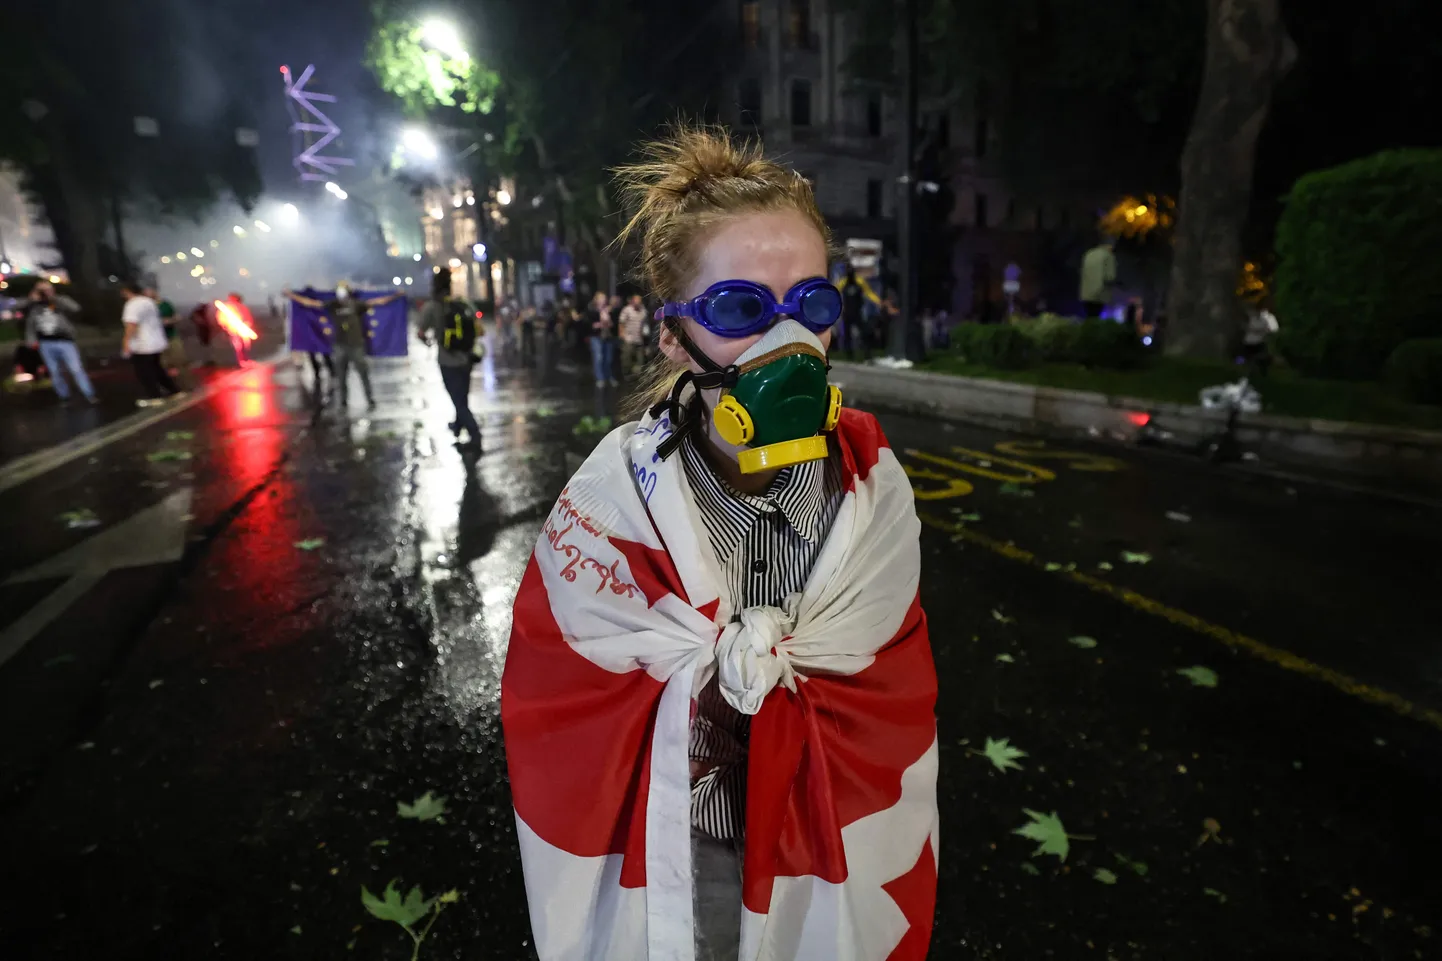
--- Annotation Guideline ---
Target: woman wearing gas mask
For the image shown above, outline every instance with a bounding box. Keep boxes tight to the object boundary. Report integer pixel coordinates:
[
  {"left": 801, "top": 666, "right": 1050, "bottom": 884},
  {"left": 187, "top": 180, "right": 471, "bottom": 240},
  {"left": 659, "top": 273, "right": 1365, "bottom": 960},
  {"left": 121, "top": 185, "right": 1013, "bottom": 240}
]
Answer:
[{"left": 502, "top": 124, "right": 937, "bottom": 961}]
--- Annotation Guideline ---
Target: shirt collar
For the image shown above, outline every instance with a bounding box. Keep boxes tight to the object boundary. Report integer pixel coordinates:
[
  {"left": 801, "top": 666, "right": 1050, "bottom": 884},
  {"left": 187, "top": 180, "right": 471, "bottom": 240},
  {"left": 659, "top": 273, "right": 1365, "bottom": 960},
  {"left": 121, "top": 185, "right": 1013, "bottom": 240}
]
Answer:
[{"left": 680, "top": 434, "right": 833, "bottom": 549}]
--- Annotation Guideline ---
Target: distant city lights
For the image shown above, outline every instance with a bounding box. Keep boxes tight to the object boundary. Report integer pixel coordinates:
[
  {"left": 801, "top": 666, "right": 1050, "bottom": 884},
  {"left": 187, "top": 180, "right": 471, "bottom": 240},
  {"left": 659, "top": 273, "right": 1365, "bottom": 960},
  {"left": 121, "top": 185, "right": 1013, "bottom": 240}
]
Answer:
[
  {"left": 190, "top": 247, "right": 205, "bottom": 258},
  {"left": 404, "top": 276, "right": 413, "bottom": 285},
  {"left": 160, "top": 256, "right": 171, "bottom": 264},
  {"left": 466, "top": 195, "right": 475, "bottom": 206},
  {"left": 0, "top": 261, "right": 10, "bottom": 273},
  {"left": 254, "top": 220, "right": 271, "bottom": 232},
  {"left": 412, "top": 253, "right": 423, "bottom": 262},
  {"left": 280, "top": 203, "right": 300, "bottom": 224},
  {"left": 496, "top": 189, "right": 512, "bottom": 206},
  {"left": 210, "top": 240, "right": 220, "bottom": 248},
  {"left": 324, "top": 181, "right": 348, "bottom": 200},
  {"left": 421, "top": 19, "right": 467, "bottom": 60},
  {"left": 176, "top": 252, "right": 188, "bottom": 261},
  {"left": 392, "top": 276, "right": 402, "bottom": 285},
  {"left": 448, "top": 257, "right": 462, "bottom": 268},
  {"left": 429, "top": 207, "right": 443, "bottom": 220},
  {"left": 472, "top": 242, "right": 487, "bottom": 262},
  {"left": 233, "top": 225, "right": 248, "bottom": 237}
]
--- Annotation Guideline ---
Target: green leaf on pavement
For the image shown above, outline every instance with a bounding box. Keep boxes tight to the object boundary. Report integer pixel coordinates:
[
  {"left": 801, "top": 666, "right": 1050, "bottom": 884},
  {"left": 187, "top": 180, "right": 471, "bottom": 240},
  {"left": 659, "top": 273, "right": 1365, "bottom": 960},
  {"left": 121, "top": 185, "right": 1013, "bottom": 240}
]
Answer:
[
  {"left": 290, "top": 925, "right": 302, "bottom": 935},
  {"left": 991, "top": 609, "right": 1014, "bottom": 624},
  {"left": 59, "top": 508, "right": 101, "bottom": 529},
  {"left": 147, "top": 450, "right": 193, "bottom": 462},
  {"left": 1068, "top": 515, "right": 1083, "bottom": 529},
  {"left": 1097, "top": 561, "right": 1114, "bottom": 571},
  {"left": 1121, "top": 551, "right": 1152, "bottom": 564},
  {"left": 994, "top": 653, "right": 1015, "bottom": 663},
  {"left": 1019, "top": 862, "right": 1040, "bottom": 876},
  {"left": 397, "top": 791, "right": 448, "bottom": 822},
  {"left": 981, "top": 736, "right": 1027, "bottom": 773},
  {"left": 1093, "top": 868, "right": 1118, "bottom": 885},
  {"left": 166, "top": 430, "right": 195, "bottom": 441},
  {"left": 361, "top": 879, "right": 435, "bottom": 928},
  {"left": 1176, "top": 666, "right": 1219, "bottom": 688},
  {"left": 998, "top": 482, "right": 1034, "bottom": 497},
  {"left": 1114, "top": 852, "right": 1149, "bottom": 876},
  {"left": 438, "top": 889, "right": 460, "bottom": 904},
  {"left": 1013, "top": 809, "right": 1071, "bottom": 862},
  {"left": 370, "top": 839, "right": 390, "bottom": 848},
  {"left": 1202, "top": 887, "right": 1228, "bottom": 904},
  {"left": 950, "top": 510, "right": 981, "bottom": 522},
  {"left": 294, "top": 538, "right": 326, "bottom": 551},
  {"left": 1068, "top": 635, "right": 1098, "bottom": 649},
  {"left": 1044, "top": 562, "right": 1062, "bottom": 571},
  {"left": 572, "top": 415, "right": 614, "bottom": 436}
]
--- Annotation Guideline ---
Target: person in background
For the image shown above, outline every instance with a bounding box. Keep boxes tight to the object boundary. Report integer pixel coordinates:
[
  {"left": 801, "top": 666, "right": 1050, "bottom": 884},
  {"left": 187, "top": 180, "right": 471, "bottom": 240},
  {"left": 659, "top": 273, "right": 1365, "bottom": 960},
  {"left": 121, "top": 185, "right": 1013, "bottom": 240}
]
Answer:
[
  {"left": 23, "top": 281, "right": 96, "bottom": 405},
  {"left": 146, "top": 285, "right": 188, "bottom": 378},
  {"left": 618, "top": 293, "right": 647, "bottom": 378},
  {"left": 121, "top": 281, "right": 181, "bottom": 407},
  {"left": 1079, "top": 235, "right": 1118, "bottom": 318},
  {"left": 417, "top": 271, "right": 482, "bottom": 450},
  {"left": 519, "top": 304, "right": 537, "bottom": 364},
  {"left": 188, "top": 302, "right": 215, "bottom": 367},
  {"left": 838, "top": 265, "right": 877, "bottom": 358},
  {"left": 588, "top": 291, "right": 618, "bottom": 386},
  {"left": 218, "top": 292, "right": 259, "bottom": 367},
  {"left": 285, "top": 284, "right": 401, "bottom": 409}
]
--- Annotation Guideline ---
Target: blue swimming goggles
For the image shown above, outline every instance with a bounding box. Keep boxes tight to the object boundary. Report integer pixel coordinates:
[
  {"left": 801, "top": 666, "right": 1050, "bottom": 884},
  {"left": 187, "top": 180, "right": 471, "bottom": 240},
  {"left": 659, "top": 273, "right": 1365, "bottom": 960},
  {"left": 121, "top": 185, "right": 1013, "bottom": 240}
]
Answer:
[{"left": 657, "top": 277, "right": 843, "bottom": 338}]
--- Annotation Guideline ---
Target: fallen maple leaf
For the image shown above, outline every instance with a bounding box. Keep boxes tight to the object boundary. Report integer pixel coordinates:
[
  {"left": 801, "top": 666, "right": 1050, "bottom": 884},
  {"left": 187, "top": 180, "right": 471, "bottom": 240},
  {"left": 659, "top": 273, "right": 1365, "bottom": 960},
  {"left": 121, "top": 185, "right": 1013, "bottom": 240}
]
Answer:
[
  {"left": 1068, "top": 636, "right": 1098, "bottom": 649},
  {"left": 994, "top": 653, "right": 1015, "bottom": 664},
  {"left": 951, "top": 510, "right": 981, "bottom": 522},
  {"left": 1114, "top": 852, "right": 1149, "bottom": 876},
  {"left": 1096, "top": 561, "right": 1114, "bottom": 571},
  {"left": 1094, "top": 868, "right": 1118, "bottom": 885},
  {"left": 998, "top": 482, "right": 1035, "bottom": 497},
  {"left": 166, "top": 430, "right": 195, "bottom": 441},
  {"left": 147, "top": 450, "right": 193, "bottom": 462},
  {"left": 397, "top": 791, "right": 448, "bottom": 822},
  {"left": 361, "top": 879, "right": 435, "bottom": 928},
  {"left": 991, "top": 609, "right": 1014, "bottom": 624},
  {"left": 1013, "top": 809, "right": 1072, "bottom": 862},
  {"left": 1176, "top": 666, "right": 1218, "bottom": 688},
  {"left": 1121, "top": 551, "right": 1152, "bottom": 564},
  {"left": 981, "top": 737, "right": 1027, "bottom": 773},
  {"left": 1202, "top": 886, "right": 1227, "bottom": 903}
]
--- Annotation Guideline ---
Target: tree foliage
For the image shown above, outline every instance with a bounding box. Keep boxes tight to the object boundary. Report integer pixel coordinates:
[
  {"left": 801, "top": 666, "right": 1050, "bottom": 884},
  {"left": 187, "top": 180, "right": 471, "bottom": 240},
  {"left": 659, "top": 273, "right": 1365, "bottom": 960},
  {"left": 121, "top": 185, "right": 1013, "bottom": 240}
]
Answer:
[{"left": 365, "top": 19, "right": 499, "bottom": 117}]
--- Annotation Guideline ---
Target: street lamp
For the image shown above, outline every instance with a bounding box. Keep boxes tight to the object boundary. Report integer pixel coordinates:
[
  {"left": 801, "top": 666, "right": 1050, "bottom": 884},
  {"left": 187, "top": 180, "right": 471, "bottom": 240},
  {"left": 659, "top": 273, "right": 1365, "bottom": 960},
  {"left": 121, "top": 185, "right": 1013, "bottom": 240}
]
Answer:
[
  {"left": 324, "top": 181, "right": 348, "bottom": 200},
  {"left": 392, "top": 275, "right": 402, "bottom": 285},
  {"left": 412, "top": 253, "right": 423, "bottom": 262},
  {"left": 233, "top": 225, "right": 248, "bottom": 237},
  {"left": 280, "top": 203, "right": 300, "bottom": 224},
  {"left": 421, "top": 19, "right": 467, "bottom": 60},
  {"left": 401, "top": 126, "right": 438, "bottom": 160},
  {"left": 254, "top": 219, "right": 271, "bottom": 232},
  {"left": 190, "top": 247, "right": 205, "bottom": 258},
  {"left": 496, "top": 188, "right": 512, "bottom": 206}
]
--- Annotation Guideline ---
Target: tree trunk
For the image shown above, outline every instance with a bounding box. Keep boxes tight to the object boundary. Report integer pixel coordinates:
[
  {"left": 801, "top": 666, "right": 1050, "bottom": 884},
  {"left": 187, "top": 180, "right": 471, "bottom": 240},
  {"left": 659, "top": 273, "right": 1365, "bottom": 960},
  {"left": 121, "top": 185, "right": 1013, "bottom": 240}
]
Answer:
[{"left": 1165, "top": 0, "right": 1295, "bottom": 361}]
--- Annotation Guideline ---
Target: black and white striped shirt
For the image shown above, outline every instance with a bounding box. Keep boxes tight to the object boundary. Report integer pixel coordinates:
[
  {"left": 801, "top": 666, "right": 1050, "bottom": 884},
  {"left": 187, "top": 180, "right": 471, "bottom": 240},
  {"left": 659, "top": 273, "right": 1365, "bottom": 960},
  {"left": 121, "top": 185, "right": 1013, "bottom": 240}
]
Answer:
[{"left": 681, "top": 434, "right": 843, "bottom": 841}]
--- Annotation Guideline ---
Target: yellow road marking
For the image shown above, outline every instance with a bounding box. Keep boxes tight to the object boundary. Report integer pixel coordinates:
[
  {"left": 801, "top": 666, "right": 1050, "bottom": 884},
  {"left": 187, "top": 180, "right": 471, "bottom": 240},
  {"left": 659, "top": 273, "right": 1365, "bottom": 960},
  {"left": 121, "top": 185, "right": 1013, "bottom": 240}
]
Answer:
[
  {"left": 906, "top": 448, "right": 1057, "bottom": 485},
  {"left": 917, "top": 509, "right": 1442, "bottom": 733},
  {"left": 993, "top": 439, "right": 1128, "bottom": 472},
  {"left": 903, "top": 464, "right": 976, "bottom": 500}
]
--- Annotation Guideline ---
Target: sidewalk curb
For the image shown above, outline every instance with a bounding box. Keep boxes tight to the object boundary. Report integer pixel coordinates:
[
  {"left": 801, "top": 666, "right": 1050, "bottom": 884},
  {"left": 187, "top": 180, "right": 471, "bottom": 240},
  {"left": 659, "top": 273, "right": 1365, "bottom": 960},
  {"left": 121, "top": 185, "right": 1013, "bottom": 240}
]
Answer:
[
  {"left": 0, "top": 358, "right": 278, "bottom": 495},
  {"left": 831, "top": 361, "right": 1442, "bottom": 499}
]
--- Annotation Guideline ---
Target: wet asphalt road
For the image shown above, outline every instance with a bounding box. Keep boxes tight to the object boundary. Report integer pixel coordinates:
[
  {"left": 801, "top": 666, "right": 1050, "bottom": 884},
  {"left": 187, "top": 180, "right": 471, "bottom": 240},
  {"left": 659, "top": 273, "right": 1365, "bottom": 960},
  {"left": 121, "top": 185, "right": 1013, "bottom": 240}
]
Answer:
[{"left": 1, "top": 345, "right": 1440, "bottom": 960}]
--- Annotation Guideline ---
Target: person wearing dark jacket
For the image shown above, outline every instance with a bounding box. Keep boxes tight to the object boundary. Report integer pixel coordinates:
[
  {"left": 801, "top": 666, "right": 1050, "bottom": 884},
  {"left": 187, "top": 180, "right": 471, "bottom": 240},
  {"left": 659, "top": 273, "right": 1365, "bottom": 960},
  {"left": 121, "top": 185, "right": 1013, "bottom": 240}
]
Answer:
[{"left": 24, "top": 281, "right": 96, "bottom": 404}]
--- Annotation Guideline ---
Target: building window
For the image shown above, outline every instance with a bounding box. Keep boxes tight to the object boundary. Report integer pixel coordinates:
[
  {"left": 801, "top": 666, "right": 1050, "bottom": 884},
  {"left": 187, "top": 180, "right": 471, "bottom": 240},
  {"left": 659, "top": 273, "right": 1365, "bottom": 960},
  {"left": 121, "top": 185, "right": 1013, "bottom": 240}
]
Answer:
[
  {"left": 424, "top": 221, "right": 443, "bottom": 257},
  {"left": 866, "top": 179, "right": 883, "bottom": 219},
  {"left": 975, "top": 192, "right": 988, "bottom": 228},
  {"left": 741, "top": 1, "right": 760, "bottom": 47},
  {"left": 739, "top": 78, "right": 762, "bottom": 129},
  {"left": 791, "top": 79, "right": 812, "bottom": 127},
  {"left": 975, "top": 117, "right": 988, "bottom": 158},
  {"left": 453, "top": 213, "right": 477, "bottom": 250},
  {"left": 866, "top": 97, "right": 882, "bottom": 138},
  {"left": 788, "top": 0, "right": 812, "bottom": 48}
]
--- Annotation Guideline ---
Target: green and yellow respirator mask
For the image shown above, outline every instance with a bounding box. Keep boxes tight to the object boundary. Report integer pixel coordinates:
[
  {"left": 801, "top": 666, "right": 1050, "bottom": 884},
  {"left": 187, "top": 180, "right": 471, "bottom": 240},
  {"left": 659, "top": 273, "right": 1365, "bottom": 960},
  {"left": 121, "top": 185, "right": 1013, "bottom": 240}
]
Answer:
[{"left": 650, "top": 313, "right": 843, "bottom": 474}]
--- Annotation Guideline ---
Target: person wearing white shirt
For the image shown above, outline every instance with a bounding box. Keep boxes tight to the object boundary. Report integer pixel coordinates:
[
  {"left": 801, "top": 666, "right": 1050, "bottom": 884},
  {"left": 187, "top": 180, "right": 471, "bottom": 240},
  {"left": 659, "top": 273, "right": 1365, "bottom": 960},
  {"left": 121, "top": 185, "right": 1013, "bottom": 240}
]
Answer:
[{"left": 121, "top": 281, "right": 181, "bottom": 407}]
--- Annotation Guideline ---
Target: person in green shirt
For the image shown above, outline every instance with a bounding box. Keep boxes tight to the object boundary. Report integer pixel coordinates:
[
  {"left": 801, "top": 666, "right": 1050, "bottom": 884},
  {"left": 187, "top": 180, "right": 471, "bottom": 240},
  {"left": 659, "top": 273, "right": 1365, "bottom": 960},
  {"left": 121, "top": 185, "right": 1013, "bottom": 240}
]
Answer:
[
  {"left": 1078, "top": 236, "right": 1118, "bottom": 317},
  {"left": 285, "top": 284, "right": 403, "bottom": 409},
  {"left": 145, "top": 285, "right": 187, "bottom": 373}
]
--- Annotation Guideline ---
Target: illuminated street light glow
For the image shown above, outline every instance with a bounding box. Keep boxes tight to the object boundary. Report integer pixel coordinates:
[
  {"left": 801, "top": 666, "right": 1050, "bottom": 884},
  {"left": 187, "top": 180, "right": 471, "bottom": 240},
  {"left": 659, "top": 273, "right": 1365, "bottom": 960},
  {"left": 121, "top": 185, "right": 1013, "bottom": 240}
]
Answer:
[
  {"left": 466, "top": 195, "right": 475, "bottom": 205},
  {"left": 448, "top": 257, "right": 462, "bottom": 268},
  {"left": 429, "top": 207, "right": 443, "bottom": 220},
  {"left": 413, "top": 253, "right": 423, "bottom": 262},
  {"left": 190, "top": 247, "right": 205, "bottom": 258},
  {"left": 496, "top": 189, "right": 512, "bottom": 206},
  {"left": 0, "top": 261, "right": 10, "bottom": 273},
  {"left": 324, "top": 181, "right": 349, "bottom": 200},
  {"left": 176, "top": 252, "right": 188, "bottom": 261},
  {"left": 472, "top": 242, "right": 487, "bottom": 262},
  {"left": 280, "top": 202, "right": 300, "bottom": 223},
  {"left": 210, "top": 240, "right": 220, "bottom": 248},
  {"left": 404, "top": 276, "right": 414, "bottom": 285},
  {"left": 160, "top": 256, "right": 171, "bottom": 264},
  {"left": 401, "top": 126, "right": 438, "bottom": 160},
  {"left": 48, "top": 274, "right": 61, "bottom": 283},
  {"left": 421, "top": 19, "right": 468, "bottom": 60},
  {"left": 392, "top": 276, "right": 402, "bottom": 285},
  {"left": 233, "top": 225, "right": 248, "bottom": 237},
  {"left": 254, "top": 219, "right": 271, "bottom": 232},
  {"left": 452, "top": 196, "right": 463, "bottom": 208}
]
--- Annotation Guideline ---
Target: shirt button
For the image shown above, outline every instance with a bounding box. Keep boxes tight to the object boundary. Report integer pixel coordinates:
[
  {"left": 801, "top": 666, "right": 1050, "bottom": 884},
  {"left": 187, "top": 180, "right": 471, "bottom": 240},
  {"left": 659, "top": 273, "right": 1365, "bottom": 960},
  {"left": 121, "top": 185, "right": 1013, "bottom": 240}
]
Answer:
[{"left": 751, "top": 558, "right": 768, "bottom": 575}]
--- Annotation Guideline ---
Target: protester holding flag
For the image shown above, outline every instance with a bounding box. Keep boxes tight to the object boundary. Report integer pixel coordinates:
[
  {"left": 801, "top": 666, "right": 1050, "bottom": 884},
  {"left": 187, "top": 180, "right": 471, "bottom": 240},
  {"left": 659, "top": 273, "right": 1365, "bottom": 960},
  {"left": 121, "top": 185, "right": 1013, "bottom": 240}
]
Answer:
[
  {"left": 285, "top": 284, "right": 402, "bottom": 410},
  {"left": 501, "top": 124, "right": 938, "bottom": 961}
]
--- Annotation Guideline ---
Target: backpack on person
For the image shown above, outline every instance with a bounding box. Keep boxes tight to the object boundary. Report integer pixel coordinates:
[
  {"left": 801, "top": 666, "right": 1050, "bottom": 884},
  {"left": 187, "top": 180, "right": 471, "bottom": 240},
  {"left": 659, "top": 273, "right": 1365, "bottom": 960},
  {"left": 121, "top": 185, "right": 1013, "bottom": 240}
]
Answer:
[{"left": 441, "top": 299, "right": 481, "bottom": 362}]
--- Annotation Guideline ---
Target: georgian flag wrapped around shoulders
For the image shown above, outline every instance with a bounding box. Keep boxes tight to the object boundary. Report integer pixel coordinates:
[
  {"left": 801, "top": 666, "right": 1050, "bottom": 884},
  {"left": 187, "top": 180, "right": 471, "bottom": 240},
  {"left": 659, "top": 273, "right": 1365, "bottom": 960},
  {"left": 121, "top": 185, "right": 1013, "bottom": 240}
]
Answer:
[{"left": 502, "top": 407, "right": 939, "bottom": 961}]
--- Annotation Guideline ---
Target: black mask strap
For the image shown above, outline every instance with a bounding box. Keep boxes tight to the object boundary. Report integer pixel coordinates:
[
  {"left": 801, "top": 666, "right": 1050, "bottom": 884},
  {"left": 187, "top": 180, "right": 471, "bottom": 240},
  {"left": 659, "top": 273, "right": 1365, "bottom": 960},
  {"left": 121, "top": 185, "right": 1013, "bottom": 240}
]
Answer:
[{"left": 646, "top": 318, "right": 741, "bottom": 462}]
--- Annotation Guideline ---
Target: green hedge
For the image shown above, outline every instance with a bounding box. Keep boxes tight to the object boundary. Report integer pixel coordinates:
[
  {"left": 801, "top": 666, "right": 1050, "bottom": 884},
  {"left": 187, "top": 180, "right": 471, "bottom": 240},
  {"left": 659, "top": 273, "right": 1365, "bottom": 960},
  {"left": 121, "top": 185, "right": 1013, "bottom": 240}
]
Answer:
[
  {"left": 1007, "top": 314, "right": 1142, "bottom": 369},
  {"left": 952, "top": 322, "right": 1034, "bottom": 368},
  {"left": 1274, "top": 149, "right": 1442, "bottom": 379},
  {"left": 1385, "top": 338, "right": 1442, "bottom": 405}
]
